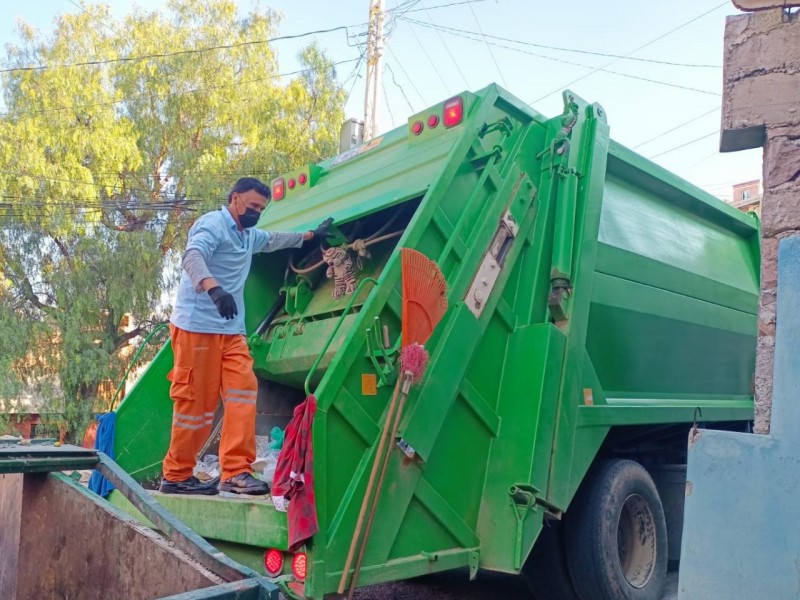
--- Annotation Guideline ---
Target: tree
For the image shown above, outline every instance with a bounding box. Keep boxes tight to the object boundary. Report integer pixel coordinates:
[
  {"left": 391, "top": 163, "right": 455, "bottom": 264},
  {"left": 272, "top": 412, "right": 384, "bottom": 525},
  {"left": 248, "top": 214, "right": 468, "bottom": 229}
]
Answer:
[{"left": 0, "top": 0, "right": 347, "bottom": 439}]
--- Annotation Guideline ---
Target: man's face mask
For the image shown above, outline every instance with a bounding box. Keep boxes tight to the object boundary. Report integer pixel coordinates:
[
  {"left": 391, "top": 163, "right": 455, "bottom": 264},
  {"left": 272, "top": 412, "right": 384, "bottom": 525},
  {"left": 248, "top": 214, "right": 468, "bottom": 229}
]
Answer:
[{"left": 237, "top": 196, "right": 261, "bottom": 229}]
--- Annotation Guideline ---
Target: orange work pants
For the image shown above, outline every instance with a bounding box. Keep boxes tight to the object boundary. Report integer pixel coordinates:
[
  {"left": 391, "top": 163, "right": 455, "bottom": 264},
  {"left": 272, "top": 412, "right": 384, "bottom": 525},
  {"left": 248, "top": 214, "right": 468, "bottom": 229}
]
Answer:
[{"left": 162, "top": 324, "right": 258, "bottom": 482}]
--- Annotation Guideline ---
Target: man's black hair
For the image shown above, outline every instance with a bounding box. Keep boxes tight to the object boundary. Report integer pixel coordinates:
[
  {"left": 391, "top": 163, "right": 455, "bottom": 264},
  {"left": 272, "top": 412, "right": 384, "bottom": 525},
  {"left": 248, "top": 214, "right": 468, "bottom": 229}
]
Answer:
[{"left": 227, "top": 177, "right": 271, "bottom": 203}]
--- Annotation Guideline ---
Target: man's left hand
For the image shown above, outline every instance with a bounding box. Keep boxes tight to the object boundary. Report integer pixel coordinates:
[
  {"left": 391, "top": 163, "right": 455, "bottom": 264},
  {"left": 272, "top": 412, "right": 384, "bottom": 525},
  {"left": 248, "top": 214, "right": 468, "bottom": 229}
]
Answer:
[{"left": 309, "top": 217, "right": 335, "bottom": 242}]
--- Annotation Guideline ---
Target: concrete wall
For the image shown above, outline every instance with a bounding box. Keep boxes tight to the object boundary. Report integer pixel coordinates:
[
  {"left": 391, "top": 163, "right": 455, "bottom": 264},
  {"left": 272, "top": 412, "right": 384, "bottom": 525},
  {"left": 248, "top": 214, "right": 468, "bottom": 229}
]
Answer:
[
  {"left": 679, "top": 235, "right": 800, "bottom": 599},
  {"left": 720, "top": 7, "right": 800, "bottom": 433},
  {"left": 0, "top": 472, "right": 218, "bottom": 600},
  {"left": 678, "top": 14, "right": 800, "bottom": 595}
]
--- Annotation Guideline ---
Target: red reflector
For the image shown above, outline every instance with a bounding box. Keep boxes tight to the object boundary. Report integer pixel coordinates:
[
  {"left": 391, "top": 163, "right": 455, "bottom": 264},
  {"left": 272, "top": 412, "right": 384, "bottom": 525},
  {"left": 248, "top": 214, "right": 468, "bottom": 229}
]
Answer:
[
  {"left": 298, "top": 173, "right": 307, "bottom": 185},
  {"left": 272, "top": 178, "right": 285, "bottom": 201},
  {"left": 411, "top": 121, "right": 424, "bottom": 135},
  {"left": 443, "top": 96, "right": 464, "bottom": 128},
  {"left": 427, "top": 114, "right": 439, "bottom": 128},
  {"left": 292, "top": 552, "right": 308, "bottom": 580},
  {"left": 288, "top": 178, "right": 296, "bottom": 190},
  {"left": 264, "top": 549, "right": 284, "bottom": 575}
]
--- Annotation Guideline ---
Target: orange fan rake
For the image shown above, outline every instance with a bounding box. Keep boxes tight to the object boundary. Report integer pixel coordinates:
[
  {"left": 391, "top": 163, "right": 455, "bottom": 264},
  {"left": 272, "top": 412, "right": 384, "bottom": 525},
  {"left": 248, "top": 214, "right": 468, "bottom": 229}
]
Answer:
[{"left": 400, "top": 248, "right": 448, "bottom": 348}]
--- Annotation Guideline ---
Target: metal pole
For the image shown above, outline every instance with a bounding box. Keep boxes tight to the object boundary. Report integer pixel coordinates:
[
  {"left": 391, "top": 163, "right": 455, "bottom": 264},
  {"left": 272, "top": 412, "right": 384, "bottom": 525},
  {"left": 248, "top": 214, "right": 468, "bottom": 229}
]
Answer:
[{"left": 363, "top": 0, "right": 385, "bottom": 141}]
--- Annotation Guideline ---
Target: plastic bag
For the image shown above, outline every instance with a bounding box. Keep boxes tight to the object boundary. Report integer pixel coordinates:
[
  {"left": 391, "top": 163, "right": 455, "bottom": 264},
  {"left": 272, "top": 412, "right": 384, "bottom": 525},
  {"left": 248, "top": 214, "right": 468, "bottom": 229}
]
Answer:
[
  {"left": 269, "top": 426, "right": 284, "bottom": 450},
  {"left": 255, "top": 435, "right": 271, "bottom": 458},
  {"left": 263, "top": 449, "right": 280, "bottom": 485},
  {"left": 194, "top": 454, "right": 220, "bottom": 481}
]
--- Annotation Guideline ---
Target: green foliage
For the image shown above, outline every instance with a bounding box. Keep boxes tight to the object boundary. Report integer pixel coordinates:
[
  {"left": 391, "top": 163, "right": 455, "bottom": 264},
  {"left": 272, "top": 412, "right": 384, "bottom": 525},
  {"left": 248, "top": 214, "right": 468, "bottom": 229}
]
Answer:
[{"left": 0, "top": 0, "right": 346, "bottom": 439}]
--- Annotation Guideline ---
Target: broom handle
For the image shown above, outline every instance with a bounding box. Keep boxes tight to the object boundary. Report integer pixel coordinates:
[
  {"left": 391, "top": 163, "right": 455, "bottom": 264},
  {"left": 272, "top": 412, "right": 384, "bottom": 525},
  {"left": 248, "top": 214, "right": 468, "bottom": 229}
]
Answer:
[
  {"left": 337, "top": 375, "right": 404, "bottom": 594},
  {"left": 346, "top": 371, "right": 414, "bottom": 600}
]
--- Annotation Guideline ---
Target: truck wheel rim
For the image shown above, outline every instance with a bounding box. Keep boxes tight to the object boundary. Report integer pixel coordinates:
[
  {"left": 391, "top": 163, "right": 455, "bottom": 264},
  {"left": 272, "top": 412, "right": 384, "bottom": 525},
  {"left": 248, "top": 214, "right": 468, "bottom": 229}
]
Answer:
[{"left": 616, "top": 493, "right": 657, "bottom": 589}]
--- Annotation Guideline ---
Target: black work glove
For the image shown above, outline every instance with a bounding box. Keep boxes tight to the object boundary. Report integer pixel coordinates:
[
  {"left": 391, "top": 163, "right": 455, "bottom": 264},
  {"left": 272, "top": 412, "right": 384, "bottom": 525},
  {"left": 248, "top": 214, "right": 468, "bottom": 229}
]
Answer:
[
  {"left": 208, "top": 286, "right": 238, "bottom": 320},
  {"left": 310, "top": 217, "right": 335, "bottom": 242}
]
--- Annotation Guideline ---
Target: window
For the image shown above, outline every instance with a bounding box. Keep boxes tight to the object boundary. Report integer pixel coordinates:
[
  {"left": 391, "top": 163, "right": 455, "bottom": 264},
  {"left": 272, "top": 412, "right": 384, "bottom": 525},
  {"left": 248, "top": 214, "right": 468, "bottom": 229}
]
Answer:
[{"left": 742, "top": 189, "right": 751, "bottom": 201}]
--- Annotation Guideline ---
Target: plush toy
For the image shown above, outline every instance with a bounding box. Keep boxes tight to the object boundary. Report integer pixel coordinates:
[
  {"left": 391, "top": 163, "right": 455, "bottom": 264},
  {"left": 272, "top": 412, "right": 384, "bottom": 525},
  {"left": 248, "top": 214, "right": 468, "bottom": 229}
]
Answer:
[{"left": 322, "top": 246, "right": 357, "bottom": 299}]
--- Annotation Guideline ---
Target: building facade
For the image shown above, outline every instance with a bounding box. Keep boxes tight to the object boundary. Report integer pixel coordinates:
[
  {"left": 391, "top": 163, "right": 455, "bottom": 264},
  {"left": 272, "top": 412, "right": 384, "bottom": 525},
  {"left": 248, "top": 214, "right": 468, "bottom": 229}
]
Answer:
[{"left": 731, "top": 179, "right": 763, "bottom": 214}]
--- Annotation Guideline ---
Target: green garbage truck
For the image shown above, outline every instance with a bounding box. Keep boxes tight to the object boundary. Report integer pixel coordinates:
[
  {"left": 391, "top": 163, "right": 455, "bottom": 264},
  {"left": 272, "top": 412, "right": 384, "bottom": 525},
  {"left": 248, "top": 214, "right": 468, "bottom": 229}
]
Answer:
[{"left": 109, "top": 85, "right": 760, "bottom": 600}]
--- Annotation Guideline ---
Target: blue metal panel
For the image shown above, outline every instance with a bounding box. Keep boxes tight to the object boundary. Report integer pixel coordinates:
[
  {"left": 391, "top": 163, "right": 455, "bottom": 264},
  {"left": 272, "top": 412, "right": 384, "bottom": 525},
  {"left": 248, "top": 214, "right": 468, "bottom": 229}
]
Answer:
[{"left": 679, "top": 235, "right": 800, "bottom": 600}]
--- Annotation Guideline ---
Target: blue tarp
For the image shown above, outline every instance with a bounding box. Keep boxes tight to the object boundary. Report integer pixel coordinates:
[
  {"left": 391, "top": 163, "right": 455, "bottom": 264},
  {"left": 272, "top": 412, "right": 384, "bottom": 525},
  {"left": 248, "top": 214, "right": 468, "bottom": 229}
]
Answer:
[{"left": 88, "top": 412, "right": 116, "bottom": 498}]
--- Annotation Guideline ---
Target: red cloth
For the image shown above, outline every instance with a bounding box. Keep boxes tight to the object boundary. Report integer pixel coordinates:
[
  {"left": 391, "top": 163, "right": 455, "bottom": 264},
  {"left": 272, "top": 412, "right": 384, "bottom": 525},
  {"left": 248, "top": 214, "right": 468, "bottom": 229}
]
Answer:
[{"left": 272, "top": 394, "right": 318, "bottom": 551}]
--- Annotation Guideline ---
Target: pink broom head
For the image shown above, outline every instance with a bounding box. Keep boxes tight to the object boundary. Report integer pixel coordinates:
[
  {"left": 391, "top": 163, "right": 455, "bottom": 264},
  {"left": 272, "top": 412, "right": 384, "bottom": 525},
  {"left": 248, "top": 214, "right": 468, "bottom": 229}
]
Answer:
[{"left": 400, "top": 343, "right": 429, "bottom": 383}]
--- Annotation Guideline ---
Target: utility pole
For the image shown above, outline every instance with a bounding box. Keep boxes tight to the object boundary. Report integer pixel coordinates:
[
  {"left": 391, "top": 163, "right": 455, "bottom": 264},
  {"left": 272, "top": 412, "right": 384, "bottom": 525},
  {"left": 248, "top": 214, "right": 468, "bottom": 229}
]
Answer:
[{"left": 363, "top": 0, "right": 385, "bottom": 142}]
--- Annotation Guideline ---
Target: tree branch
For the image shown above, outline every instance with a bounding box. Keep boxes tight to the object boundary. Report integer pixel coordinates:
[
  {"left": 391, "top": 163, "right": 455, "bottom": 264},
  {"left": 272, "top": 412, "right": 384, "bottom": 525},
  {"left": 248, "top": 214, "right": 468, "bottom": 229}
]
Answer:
[
  {"left": 11, "top": 269, "right": 58, "bottom": 316},
  {"left": 52, "top": 236, "right": 70, "bottom": 259},
  {"left": 112, "top": 320, "right": 168, "bottom": 354},
  {"left": 113, "top": 325, "right": 143, "bottom": 353}
]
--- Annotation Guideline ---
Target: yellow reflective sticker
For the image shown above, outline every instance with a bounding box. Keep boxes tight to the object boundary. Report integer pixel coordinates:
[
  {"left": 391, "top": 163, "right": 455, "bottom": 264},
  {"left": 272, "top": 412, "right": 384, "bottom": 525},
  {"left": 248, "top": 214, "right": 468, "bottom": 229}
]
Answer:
[{"left": 362, "top": 374, "right": 377, "bottom": 396}]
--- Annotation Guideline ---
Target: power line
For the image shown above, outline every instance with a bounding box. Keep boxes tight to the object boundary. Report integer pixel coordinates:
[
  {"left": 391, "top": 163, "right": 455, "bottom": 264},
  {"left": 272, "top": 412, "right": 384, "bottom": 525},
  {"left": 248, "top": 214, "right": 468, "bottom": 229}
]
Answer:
[
  {"left": 530, "top": 1, "right": 729, "bottom": 104},
  {"left": 386, "top": 45, "right": 427, "bottom": 105},
  {"left": 388, "top": 0, "right": 423, "bottom": 17},
  {"left": 382, "top": 80, "right": 397, "bottom": 127},
  {"left": 420, "top": 1, "right": 471, "bottom": 89},
  {"left": 0, "top": 26, "right": 357, "bottom": 74},
  {"left": 2, "top": 58, "right": 360, "bottom": 119},
  {"left": 2, "top": 195, "right": 205, "bottom": 207},
  {"left": 632, "top": 107, "right": 720, "bottom": 149},
  {"left": 385, "top": 61, "right": 416, "bottom": 112},
  {"left": 0, "top": 205, "right": 198, "bottom": 220},
  {"left": 386, "top": 0, "right": 486, "bottom": 14},
  {"left": 404, "top": 19, "right": 450, "bottom": 95},
  {"left": 404, "top": 19, "right": 720, "bottom": 97},
  {"left": 0, "top": 170, "right": 207, "bottom": 200},
  {"left": 387, "top": 0, "right": 490, "bottom": 13},
  {"left": 648, "top": 130, "right": 719, "bottom": 159},
  {"left": 401, "top": 17, "right": 722, "bottom": 68},
  {"left": 467, "top": 3, "right": 509, "bottom": 88},
  {"left": 67, "top": 0, "right": 118, "bottom": 36},
  {"left": 342, "top": 42, "right": 368, "bottom": 106}
]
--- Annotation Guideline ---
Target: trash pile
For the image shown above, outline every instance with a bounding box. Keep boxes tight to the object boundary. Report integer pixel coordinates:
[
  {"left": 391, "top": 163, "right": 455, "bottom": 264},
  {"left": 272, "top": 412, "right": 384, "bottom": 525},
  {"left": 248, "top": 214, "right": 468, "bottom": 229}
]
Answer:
[
  {"left": 256, "top": 426, "right": 284, "bottom": 485},
  {"left": 193, "top": 454, "right": 220, "bottom": 482},
  {"left": 193, "top": 426, "right": 284, "bottom": 486}
]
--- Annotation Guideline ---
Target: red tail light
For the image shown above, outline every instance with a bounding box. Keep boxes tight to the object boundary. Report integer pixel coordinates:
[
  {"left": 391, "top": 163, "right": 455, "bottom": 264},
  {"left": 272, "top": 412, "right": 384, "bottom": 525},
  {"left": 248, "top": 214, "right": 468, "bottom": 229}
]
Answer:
[
  {"left": 288, "top": 178, "right": 296, "bottom": 190},
  {"left": 298, "top": 173, "right": 307, "bottom": 185},
  {"left": 411, "top": 121, "right": 424, "bottom": 135},
  {"left": 264, "top": 549, "right": 284, "bottom": 575},
  {"left": 291, "top": 552, "right": 308, "bottom": 581},
  {"left": 443, "top": 96, "right": 464, "bottom": 128},
  {"left": 272, "top": 178, "right": 286, "bottom": 201},
  {"left": 427, "top": 114, "right": 440, "bottom": 128}
]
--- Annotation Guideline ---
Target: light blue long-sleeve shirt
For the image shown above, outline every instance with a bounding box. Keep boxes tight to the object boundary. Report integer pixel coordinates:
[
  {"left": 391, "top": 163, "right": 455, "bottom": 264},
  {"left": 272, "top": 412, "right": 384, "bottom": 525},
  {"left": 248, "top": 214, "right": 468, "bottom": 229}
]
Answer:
[{"left": 170, "top": 207, "right": 303, "bottom": 335}]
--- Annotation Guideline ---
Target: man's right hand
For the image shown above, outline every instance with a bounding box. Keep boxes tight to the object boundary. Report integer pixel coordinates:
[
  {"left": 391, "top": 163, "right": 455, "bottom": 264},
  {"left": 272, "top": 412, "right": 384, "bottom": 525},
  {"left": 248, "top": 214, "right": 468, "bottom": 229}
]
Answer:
[{"left": 208, "top": 286, "right": 237, "bottom": 320}]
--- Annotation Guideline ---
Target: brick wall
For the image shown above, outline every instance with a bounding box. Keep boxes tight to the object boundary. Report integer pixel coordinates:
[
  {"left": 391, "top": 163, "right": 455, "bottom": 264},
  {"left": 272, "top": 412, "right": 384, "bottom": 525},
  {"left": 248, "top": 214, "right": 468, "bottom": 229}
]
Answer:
[{"left": 722, "top": 8, "right": 800, "bottom": 433}]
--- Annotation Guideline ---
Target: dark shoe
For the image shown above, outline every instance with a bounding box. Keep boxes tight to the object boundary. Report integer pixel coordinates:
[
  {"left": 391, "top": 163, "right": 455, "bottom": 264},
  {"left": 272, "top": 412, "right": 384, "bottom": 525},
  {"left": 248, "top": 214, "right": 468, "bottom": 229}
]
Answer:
[
  {"left": 218, "top": 472, "right": 269, "bottom": 495},
  {"left": 159, "top": 476, "right": 219, "bottom": 495}
]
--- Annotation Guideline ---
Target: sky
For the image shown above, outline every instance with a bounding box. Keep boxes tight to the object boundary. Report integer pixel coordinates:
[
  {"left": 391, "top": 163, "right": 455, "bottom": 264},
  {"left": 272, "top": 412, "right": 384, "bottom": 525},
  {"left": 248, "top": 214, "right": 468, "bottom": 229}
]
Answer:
[{"left": 0, "top": 0, "right": 763, "bottom": 203}]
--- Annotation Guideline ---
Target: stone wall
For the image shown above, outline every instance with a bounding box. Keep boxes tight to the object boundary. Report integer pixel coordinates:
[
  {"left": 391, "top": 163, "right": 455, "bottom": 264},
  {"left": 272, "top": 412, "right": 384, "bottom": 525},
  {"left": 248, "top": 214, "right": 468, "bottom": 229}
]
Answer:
[{"left": 721, "top": 8, "right": 800, "bottom": 433}]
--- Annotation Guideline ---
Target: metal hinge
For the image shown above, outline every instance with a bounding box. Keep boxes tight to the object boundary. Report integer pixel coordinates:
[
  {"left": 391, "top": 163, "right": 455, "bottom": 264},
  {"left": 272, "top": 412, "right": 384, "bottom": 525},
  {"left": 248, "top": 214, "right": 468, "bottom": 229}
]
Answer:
[{"left": 465, "top": 211, "right": 519, "bottom": 318}]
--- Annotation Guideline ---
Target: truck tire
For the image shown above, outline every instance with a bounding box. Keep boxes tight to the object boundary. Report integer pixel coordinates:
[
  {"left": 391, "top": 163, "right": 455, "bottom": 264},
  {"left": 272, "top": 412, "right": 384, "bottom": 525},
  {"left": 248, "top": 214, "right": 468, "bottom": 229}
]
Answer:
[
  {"left": 521, "top": 518, "right": 581, "bottom": 600},
  {"left": 565, "top": 459, "right": 667, "bottom": 600}
]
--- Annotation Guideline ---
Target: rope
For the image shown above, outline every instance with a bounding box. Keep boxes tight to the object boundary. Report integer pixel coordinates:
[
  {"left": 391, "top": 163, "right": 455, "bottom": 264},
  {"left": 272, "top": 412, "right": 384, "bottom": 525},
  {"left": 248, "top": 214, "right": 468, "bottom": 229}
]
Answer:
[
  {"left": 288, "top": 229, "right": 405, "bottom": 274},
  {"left": 351, "top": 239, "right": 370, "bottom": 272}
]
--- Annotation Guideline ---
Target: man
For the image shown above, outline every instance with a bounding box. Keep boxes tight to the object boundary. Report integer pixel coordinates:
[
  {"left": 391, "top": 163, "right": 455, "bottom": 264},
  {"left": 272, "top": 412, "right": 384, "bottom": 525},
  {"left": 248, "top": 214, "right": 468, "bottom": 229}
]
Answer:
[{"left": 160, "top": 177, "right": 333, "bottom": 495}]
